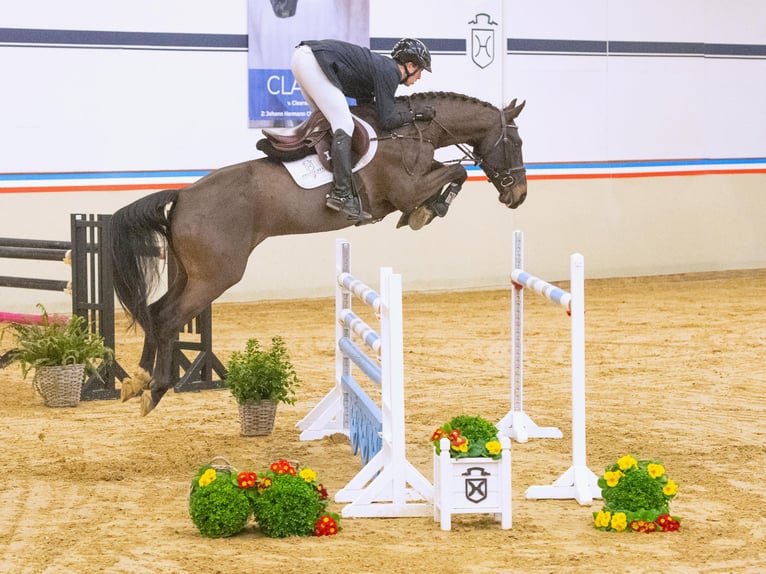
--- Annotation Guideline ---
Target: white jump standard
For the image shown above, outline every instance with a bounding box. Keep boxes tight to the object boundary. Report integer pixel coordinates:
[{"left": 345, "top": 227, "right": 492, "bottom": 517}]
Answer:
[
  {"left": 502, "top": 230, "right": 600, "bottom": 505},
  {"left": 296, "top": 238, "right": 433, "bottom": 518},
  {"left": 496, "top": 230, "right": 564, "bottom": 444}
]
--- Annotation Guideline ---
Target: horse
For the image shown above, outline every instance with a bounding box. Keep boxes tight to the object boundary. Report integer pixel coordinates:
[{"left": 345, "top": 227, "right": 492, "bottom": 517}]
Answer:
[{"left": 110, "top": 91, "right": 527, "bottom": 415}]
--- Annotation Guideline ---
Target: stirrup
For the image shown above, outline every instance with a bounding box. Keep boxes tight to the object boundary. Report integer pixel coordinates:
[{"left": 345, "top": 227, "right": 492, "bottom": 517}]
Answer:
[{"left": 325, "top": 193, "right": 372, "bottom": 221}]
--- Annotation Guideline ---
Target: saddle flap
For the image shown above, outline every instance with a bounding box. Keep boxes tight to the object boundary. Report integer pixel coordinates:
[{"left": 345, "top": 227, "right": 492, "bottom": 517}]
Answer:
[{"left": 314, "top": 117, "right": 370, "bottom": 170}]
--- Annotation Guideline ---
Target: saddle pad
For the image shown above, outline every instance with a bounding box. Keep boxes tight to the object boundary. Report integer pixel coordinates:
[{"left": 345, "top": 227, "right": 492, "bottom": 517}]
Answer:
[{"left": 281, "top": 116, "right": 378, "bottom": 190}]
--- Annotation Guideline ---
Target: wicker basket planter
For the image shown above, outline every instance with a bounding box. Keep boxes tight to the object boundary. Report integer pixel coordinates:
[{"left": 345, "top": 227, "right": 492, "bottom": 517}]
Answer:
[
  {"left": 33, "top": 364, "right": 86, "bottom": 408},
  {"left": 238, "top": 399, "right": 278, "bottom": 436}
]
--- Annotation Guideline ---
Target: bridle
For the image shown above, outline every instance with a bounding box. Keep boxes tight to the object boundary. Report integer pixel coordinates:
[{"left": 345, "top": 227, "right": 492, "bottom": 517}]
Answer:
[
  {"left": 377, "top": 102, "right": 526, "bottom": 187},
  {"left": 449, "top": 108, "right": 526, "bottom": 190}
]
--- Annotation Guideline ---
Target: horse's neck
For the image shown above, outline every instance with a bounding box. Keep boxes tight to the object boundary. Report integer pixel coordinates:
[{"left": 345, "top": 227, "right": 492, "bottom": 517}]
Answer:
[{"left": 428, "top": 103, "right": 496, "bottom": 149}]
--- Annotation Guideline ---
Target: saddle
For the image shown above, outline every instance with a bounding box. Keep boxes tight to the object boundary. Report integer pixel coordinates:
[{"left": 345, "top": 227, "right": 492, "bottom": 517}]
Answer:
[{"left": 258, "top": 112, "right": 371, "bottom": 170}]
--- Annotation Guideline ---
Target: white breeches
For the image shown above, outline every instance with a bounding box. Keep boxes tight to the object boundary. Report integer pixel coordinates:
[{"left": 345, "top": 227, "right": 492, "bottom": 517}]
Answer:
[{"left": 291, "top": 44, "right": 354, "bottom": 135}]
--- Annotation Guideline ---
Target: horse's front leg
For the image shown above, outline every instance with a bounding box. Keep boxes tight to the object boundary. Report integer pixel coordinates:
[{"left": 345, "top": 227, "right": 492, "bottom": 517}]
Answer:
[{"left": 397, "top": 163, "right": 468, "bottom": 230}]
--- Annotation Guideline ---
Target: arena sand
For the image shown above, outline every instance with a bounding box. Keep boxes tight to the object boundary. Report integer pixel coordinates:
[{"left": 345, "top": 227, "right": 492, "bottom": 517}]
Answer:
[{"left": 1, "top": 270, "right": 764, "bottom": 573}]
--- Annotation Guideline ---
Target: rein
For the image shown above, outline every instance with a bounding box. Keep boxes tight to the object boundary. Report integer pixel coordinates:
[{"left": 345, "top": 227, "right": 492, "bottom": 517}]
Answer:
[{"left": 370, "top": 102, "right": 525, "bottom": 185}]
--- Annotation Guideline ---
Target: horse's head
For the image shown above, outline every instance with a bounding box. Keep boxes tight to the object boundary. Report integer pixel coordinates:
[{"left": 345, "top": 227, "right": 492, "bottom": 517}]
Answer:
[{"left": 475, "top": 99, "right": 527, "bottom": 208}]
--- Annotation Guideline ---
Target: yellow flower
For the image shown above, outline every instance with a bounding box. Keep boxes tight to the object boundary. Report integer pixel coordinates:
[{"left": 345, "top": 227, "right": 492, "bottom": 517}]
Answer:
[
  {"left": 452, "top": 440, "right": 469, "bottom": 453},
  {"left": 485, "top": 440, "right": 502, "bottom": 455},
  {"left": 198, "top": 468, "right": 217, "bottom": 487},
  {"left": 610, "top": 512, "right": 628, "bottom": 532},
  {"left": 594, "top": 510, "right": 611, "bottom": 528},
  {"left": 617, "top": 455, "right": 637, "bottom": 471},
  {"left": 299, "top": 468, "right": 317, "bottom": 483},
  {"left": 647, "top": 463, "right": 665, "bottom": 478},
  {"left": 663, "top": 479, "right": 679, "bottom": 496},
  {"left": 604, "top": 470, "right": 623, "bottom": 487}
]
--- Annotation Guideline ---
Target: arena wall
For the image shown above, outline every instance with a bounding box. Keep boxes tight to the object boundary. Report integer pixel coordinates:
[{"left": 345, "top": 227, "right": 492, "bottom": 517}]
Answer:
[{"left": 1, "top": 0, "right": 765, "bottom": 311}]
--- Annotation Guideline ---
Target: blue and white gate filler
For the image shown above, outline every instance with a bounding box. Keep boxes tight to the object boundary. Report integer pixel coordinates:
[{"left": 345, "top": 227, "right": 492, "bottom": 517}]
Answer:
[{"left": 296, "top": 238, "right": 433, "bottom": 518}]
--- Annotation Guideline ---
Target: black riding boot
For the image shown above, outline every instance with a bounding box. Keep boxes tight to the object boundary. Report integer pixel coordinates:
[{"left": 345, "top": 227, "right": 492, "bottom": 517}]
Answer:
[{"left": 325, "top": 129, "right": 371, "bottom": 221}]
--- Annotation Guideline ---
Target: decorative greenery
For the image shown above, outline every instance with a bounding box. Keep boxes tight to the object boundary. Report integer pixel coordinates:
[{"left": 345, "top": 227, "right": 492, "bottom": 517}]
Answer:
[
  {"left": 251, "top": 459, "right": 336, "bottom": 538},
  {"left": 225, "top": 336, "right": 300, "bottom": 406},
  {"left": 593, "top": 454, "right": 681, "bottom": 533},
  {"left": 430, "top": 414, "right": 502, "bottom": 459},
  {"left": 189, "top": 465, "right": 253, "bottom": 538},
  {"left": 188, "top": 458, "right": 340, "bottom": 539},
  {"left": 1, "top": 304, "right": 113, "bottom": 378}
]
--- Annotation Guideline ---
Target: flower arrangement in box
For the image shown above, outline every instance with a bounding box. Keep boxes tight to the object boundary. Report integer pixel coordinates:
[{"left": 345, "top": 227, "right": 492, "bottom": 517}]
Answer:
[
  {"left": 593, "top": 454, "right": 681, "bottom": 533},
  {"left": 188, "top": 457, "right": 340, "bottom": 539},
  {"left": 430, "top": 414, "right": 502, "bottom": 459}
]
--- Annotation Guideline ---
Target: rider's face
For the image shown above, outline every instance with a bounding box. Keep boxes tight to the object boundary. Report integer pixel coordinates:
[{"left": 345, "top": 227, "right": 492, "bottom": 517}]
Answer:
[{"left": 403, "top": 63, "right": 423, "bottom": 86}]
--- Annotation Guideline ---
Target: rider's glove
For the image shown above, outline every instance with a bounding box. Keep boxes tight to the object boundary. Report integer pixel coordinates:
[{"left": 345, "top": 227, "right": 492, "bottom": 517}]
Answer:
[{"left": 412, "top": 106, "right": 435, "bottom": 122}]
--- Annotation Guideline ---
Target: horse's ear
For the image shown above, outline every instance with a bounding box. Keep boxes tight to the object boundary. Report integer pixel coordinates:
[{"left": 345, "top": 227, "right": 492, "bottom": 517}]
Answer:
[{"left": 505, "top": 99, "right": 526, "bottom": 120}]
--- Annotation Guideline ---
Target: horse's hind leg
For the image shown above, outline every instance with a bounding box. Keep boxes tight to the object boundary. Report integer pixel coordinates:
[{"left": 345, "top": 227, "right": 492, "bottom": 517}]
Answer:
[
  {"left": 120, "top": 275, "right": 188, "bottom": 402},
  {"left": 139, "top": 277, "right": 232, "bottom": 416}
]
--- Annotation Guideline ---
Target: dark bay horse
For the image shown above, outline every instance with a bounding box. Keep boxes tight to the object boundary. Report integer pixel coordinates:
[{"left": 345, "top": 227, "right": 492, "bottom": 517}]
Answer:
[{"left": 111, "top": 91, "right": 527, "bottom": 415}]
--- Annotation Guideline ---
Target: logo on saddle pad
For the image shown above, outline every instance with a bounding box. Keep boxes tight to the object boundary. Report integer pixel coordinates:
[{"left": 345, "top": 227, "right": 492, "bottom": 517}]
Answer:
[
  {"left": 463, "top": 466, "right": 491, "bottom": 503},
  {"left": 468, "top": 13, "right": 498, "bottom": 69}
]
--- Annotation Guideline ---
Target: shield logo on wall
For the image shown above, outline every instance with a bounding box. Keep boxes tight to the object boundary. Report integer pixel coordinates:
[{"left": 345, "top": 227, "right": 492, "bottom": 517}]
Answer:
[
  {"left": 468, "top": 13, "right": 498, "bottom": 69},
  {"left": 463, "top": 466, "right": 491, "bottom": 503}
]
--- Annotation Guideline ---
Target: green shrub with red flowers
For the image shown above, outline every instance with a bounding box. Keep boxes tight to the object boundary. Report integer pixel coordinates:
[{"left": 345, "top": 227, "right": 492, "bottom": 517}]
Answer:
[
  {"left": 431, "top": 415, "right": 503, "bottom": 459},
  {"left": 188, "top": 458, "right": 340, "bottom": 539},
  {"left": 593, "top": 454, "right": 681, "bottom": 533},
  {"left": 189, "top": 464, "right": 253, "bottom": 538}
]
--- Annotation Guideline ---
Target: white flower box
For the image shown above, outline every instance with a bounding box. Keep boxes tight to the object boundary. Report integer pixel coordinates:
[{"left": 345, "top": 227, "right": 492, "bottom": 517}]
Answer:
[{"left": 433, "top": 435, "right": 512, "bottom": 530}]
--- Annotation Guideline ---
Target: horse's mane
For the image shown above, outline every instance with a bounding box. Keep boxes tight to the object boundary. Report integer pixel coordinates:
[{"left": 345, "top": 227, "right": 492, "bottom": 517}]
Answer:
[{"left": 396, "top": 91, "right": 498, "bottom": 111}]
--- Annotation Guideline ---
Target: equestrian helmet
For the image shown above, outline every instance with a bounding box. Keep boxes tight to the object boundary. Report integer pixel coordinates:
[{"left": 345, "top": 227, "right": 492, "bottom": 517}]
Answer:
[{"left": 391, "top": 38, "right": 432, "bottom": 72}]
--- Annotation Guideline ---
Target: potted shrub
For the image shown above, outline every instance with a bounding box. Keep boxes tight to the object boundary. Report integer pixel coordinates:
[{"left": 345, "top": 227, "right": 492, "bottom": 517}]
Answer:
[
  {"left": 1, "top": 304, "right": 113, "bottom": 407},
  {"left": 225, "top": 336, "right": 300, "bottom": 436}
]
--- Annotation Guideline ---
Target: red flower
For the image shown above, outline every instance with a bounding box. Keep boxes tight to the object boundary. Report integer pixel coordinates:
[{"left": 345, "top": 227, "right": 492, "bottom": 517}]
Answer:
[
  {"left": 431, "top": 428, "right": 445, "bottom": 441},
  {"left": 657, "top": 514, "right": 681, "bottom": 532},
  {"left": 315, "top": 483, "right": 328, "bottom": 500},
  {"left": 314, "top": 515, "right": 339, "bottom": 536},
  {"left": 451, "top": 435, "right": 468, "bottom": 448},
  {"left": 237, "top": 471, "right": 257, "bottom": 489},
  {"left": 629, "top": 519, "right": 657, "bottom": 533},
  {"left": 270, "top": 459, "right": 296, "bottom": 475}
]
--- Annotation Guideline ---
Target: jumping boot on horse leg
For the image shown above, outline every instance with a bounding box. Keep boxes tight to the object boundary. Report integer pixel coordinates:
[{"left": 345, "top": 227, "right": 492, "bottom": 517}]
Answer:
[
  {"left": 397, "top": 182, "right": 463, "bottom": 230},
  {"left": 325, "top": 129, "right": 372, "bottom": 221}
]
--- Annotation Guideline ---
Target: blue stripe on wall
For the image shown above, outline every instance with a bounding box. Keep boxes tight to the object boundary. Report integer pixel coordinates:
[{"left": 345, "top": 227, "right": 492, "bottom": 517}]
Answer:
[
  {"left": 0, "top": 28, "right": 247, "bottom": 51},
  {"left": 3, "top": 28, "right": 766, "bottom": 59}
]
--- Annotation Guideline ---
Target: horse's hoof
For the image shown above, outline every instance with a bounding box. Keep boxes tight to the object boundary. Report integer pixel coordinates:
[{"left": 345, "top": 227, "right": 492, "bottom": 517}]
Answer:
[
  {"left": 119, "top": 370, "right": 152, "bottom": 402},
  {"left": 407, "top": 206, "right": 435, "bottom": 230},
  {"left": 140, "top": 392, "right": 156, "bottom": 416}
]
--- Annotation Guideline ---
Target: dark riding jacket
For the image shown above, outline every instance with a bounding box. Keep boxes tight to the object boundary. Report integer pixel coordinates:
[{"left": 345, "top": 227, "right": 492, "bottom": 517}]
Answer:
[{"left": 298, "top": 39, "right": 411, "bottom": 130}]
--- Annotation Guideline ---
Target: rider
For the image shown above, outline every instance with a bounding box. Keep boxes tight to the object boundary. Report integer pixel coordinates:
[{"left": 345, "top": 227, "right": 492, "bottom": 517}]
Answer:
[{"left": 291, "top": 38, "right": 433, "bottom": 221}]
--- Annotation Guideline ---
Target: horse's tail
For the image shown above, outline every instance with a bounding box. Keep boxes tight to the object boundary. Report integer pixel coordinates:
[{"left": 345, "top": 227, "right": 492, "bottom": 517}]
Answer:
[{"left": 109, "top": 188, "right": 180, "bottom": 332}]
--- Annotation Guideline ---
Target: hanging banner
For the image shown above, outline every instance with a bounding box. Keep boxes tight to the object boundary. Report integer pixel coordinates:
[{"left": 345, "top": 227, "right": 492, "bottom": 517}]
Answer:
[{"left": 247, "top": 0, "right": 370, "bottom": 127}]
